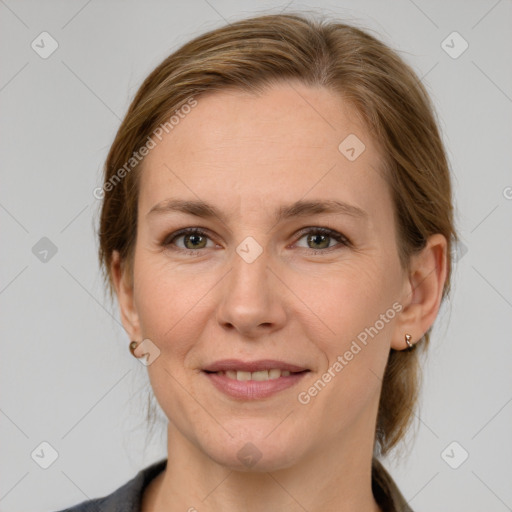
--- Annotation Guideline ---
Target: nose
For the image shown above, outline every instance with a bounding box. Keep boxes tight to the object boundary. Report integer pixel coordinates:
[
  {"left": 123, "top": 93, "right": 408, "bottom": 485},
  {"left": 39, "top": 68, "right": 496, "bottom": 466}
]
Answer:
[{"left": 215, "top": 246, "right": 287, "bottom": 338}]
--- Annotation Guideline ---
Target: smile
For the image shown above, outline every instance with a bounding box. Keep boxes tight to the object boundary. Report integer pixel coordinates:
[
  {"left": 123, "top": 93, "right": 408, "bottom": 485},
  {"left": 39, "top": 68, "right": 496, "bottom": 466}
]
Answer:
[
  {"left": 201, "top": 368, "right": 309, "bottom": 401},
  {"left": 208, "top": 369, "right": 294, "bottom": 381}
]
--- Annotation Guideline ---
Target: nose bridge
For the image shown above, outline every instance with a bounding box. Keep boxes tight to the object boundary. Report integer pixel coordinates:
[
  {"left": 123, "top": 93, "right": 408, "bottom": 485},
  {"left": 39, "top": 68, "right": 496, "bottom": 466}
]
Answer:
[
  {"left": 216, "top": 240, "right": 285, "bottom": 336},
  {"left": 231, "top": 243, "right": 269, "bottom": 296}
]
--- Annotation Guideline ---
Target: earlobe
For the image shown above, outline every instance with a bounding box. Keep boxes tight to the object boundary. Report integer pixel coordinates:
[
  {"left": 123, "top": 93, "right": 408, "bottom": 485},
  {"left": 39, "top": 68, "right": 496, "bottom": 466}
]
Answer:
[
  {"left": 391, "top": 234, "right": 448, "bottom": 351},
  {"left": 111, "top": 251, "right": 141, "bottom": 341}
]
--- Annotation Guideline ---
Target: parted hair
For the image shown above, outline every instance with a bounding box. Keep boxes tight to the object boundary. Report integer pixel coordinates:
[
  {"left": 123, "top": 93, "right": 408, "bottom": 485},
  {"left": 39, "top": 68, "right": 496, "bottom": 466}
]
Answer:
[{"left": 98, "top": 12, "right": 456, "bottom": 455}]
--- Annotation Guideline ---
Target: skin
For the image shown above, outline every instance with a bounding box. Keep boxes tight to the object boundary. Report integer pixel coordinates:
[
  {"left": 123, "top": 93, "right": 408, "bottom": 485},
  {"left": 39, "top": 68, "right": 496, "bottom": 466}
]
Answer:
[{"left": 112, "top": 81, "right": 448, "bottom": 512}]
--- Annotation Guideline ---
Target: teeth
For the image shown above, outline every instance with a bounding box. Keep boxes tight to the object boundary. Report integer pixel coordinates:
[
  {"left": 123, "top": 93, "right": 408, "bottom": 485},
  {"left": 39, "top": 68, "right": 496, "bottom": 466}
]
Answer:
[
  {"left": 268, "top": 368, "right": 282, "bottom": 379},
  {"left": 217, "top": 369, "right": 293, "bottom": 381},
  {"left": 251, "top": 370, "right": 269, "bottom": 381}
]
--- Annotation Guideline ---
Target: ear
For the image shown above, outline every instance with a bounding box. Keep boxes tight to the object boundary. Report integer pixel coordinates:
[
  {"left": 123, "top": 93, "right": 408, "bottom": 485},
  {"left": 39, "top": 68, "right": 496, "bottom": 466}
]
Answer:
[
  {"left": 391, "top": 233, "right": 448, "bottom": 351},
  {"left": 111, "top": 250, "right": 142, "bottom": 341}
]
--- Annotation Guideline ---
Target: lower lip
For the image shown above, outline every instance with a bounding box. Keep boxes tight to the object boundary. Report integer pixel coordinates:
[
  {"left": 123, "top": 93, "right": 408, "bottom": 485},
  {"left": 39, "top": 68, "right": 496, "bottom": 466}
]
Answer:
[{"left": 203, "top": 371, "right": 309, "bottom": 400}]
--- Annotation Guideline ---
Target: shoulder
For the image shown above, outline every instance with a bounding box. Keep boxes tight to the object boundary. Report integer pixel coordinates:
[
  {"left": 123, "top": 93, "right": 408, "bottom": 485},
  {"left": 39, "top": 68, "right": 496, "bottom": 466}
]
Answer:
[{"left": 54, "top": 458, "right": 167, "bottom": 512}]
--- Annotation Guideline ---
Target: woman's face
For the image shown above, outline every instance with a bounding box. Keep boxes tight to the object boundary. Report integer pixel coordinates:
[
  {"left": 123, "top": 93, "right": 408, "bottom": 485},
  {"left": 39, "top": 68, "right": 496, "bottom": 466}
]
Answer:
[{"left": 119, "top": 82, "right": 412, "bottom": 470}]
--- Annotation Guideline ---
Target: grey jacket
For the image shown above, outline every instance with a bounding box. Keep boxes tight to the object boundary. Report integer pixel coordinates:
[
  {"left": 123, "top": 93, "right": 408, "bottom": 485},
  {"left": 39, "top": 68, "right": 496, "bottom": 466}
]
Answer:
[{"left": 56, "top": 457, "right": 413, "bottom": 512}]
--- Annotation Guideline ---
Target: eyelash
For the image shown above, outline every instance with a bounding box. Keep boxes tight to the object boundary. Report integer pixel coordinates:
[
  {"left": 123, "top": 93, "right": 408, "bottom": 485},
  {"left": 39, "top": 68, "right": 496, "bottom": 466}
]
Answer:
[{"left": 162, "top": 226, "right": 351, "bottom": 256}]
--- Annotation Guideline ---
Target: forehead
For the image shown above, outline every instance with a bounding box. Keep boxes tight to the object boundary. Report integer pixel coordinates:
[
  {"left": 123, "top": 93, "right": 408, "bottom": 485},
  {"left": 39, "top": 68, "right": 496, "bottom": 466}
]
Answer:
[{"left": 138, "top": 82, "right": 390, "bottom": 222}]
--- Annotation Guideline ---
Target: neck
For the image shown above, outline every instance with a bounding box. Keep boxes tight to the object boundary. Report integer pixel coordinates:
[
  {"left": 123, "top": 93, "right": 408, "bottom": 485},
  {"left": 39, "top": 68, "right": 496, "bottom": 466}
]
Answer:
[{"left": 143, "top": 418, "right": 382, "bottom": 512}]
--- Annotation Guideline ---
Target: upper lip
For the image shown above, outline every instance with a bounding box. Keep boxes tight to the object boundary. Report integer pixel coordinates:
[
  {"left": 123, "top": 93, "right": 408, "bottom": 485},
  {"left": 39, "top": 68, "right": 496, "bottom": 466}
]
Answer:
[{"left": 202, "top": 359, "right": 309, "bottom": 373}]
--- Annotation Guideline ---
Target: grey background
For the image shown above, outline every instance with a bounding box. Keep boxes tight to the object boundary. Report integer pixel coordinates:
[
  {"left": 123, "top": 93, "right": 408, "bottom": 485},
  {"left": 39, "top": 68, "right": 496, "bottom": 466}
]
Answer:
[{"left": 1, "top": 1, "right": 511, "bottom": 511}]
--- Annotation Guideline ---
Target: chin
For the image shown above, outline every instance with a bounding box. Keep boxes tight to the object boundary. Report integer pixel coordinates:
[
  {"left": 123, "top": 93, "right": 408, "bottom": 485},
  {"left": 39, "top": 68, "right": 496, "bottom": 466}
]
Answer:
[{"left": 199, "top": 427, "right": 306, "bottom": 472}]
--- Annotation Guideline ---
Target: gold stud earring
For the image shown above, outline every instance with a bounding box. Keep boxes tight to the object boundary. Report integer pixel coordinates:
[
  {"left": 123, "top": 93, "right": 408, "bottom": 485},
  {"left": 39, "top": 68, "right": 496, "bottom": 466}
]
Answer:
[
  {"left": 129, "top": 341, "right": 141, "bottom": 358},
  {"left": 404, "top": 333, "right": 414, "bottom": 351}
]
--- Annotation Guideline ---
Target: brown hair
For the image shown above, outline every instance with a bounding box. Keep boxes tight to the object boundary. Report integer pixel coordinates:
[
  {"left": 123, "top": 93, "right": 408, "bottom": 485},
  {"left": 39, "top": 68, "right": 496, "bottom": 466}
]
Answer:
[{"left": 98, "top": 12, "right": 456, "bottom": 455}]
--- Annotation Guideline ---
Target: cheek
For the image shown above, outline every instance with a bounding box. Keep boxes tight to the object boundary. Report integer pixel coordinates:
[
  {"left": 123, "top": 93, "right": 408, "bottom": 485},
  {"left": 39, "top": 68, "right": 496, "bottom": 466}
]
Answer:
[
  {"left": 297, "top": 258, "right": 396, "bottom": 345},
  {"left": 131, "top": 257, "right": 213, "bottom": 426},
  {"left": 132, "top": 251, "right": 224, "bottom": 361},
  {"left": 295, "top": 258, "right": 399, "bottom": 403},
  {"left": 132, "top": 255, "right": 187, "bottom": 339}
]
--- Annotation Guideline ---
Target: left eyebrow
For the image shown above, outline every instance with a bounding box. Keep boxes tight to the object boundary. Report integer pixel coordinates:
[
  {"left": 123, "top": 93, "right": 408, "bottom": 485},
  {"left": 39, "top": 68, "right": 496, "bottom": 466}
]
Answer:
[
  {"left": 146, "top": 198, "right": 368, "bottom": 223},
  {"left": 274, "top": 199, "right": 368, "bottom": 222}
]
